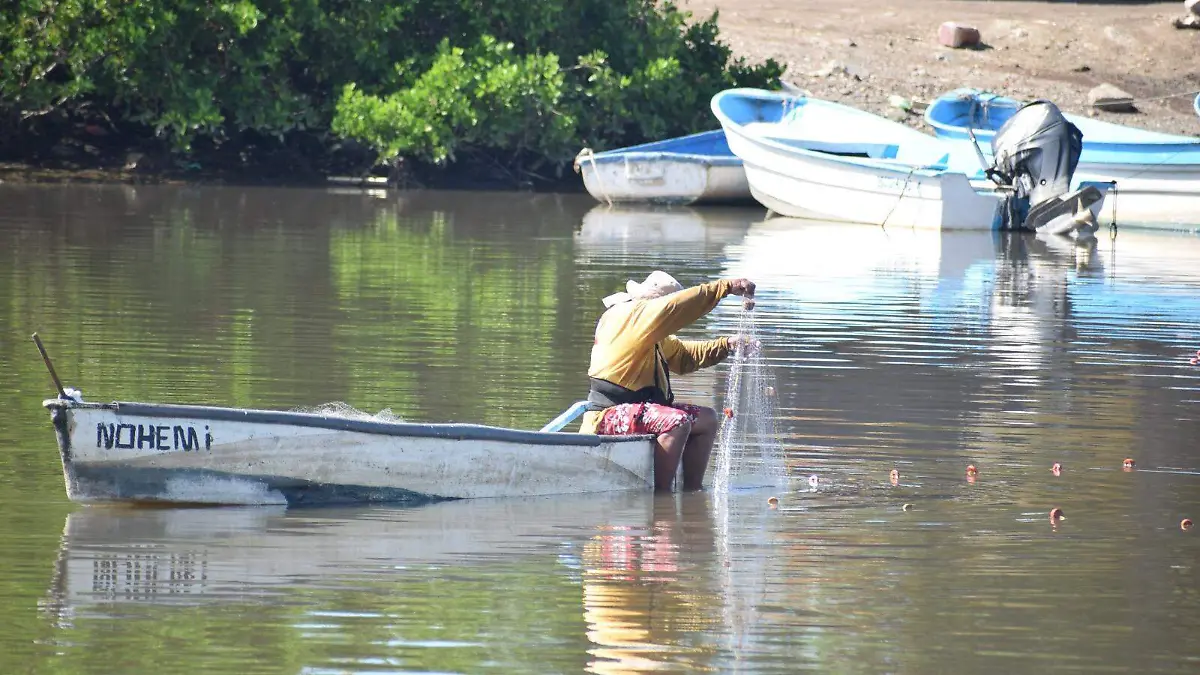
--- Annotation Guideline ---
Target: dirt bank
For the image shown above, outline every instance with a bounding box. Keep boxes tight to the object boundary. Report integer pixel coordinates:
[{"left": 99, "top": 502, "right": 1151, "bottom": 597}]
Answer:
[{"left": 682, "top": 0, "right": 1200, "bottom": 135}]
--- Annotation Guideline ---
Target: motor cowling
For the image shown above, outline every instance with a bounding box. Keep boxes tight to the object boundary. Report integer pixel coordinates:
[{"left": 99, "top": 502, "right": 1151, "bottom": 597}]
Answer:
[{"left": 989, "top": 100, "right": 1085, "bottom": 230}]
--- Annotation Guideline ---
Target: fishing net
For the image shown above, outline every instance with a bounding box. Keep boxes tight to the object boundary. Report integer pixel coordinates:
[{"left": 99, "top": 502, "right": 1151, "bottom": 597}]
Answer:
[
  {"left": 291, "top": 401, "right": 405, "bottom": 423},
  {"left": 712, "top": 306, "right": 788, "bottom": 493}
]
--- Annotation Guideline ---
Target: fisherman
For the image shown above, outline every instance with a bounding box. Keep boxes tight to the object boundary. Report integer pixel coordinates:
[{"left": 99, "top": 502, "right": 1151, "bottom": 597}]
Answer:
[{"left": 579, "top": 271, "right": 757, "bottom": 491}]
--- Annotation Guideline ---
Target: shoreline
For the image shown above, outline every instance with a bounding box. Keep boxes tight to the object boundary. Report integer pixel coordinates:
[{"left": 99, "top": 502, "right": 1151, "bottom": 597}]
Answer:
[
  {"left": 3, "top": 0, "right": 1196, "bottom": 190},
  {"left": 681, "top": 0, "right": 1200, "bottom": 135}
]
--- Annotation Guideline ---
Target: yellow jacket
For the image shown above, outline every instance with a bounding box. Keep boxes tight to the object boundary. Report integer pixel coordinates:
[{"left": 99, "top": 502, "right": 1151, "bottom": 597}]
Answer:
[{"left": 579, "top": 280, "right": 734, "bottom": 434}]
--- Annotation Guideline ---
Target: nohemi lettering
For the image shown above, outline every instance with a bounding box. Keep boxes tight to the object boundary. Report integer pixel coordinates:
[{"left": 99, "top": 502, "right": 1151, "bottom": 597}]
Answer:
[{"left": 97, "top": 424, "right": 209, "bottom": 451}]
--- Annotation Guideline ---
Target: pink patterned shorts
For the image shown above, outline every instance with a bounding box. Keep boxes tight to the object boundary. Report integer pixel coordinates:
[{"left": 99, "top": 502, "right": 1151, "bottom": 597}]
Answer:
[{"left": 595, "top": 403, "right": 704, "bottom": 436}]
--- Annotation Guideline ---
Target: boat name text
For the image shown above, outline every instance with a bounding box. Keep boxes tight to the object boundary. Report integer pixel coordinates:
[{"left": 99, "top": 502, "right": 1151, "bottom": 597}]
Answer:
[{"left": 96, "top": 423, "right": 212, "bottom": 451}]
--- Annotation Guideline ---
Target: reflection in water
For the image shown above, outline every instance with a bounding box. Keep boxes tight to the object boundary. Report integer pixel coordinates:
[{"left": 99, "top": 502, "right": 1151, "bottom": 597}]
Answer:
[
  {"left": 581, "top": 494, "right": 718, "bottom": 674},
  {"left": 3, "top": 187, "right": 1200, "bottom": 673}
]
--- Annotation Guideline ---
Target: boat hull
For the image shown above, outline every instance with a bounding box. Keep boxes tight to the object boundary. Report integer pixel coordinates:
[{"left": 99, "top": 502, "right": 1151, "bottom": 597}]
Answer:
[
  {"left": 46, "top": 401, "right": 655, "bottom": 506},
  {"left": 574, "top": 130, "right": 751, "bottom": 205}
]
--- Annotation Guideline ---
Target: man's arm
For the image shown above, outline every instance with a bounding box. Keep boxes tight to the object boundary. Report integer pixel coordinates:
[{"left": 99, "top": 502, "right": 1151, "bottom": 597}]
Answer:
[
  {"left": 660, "top": 335, "right": 732, "bottom": 375},
  {"left": 634, "top": 278, "right": 755, "bottom": 345}
]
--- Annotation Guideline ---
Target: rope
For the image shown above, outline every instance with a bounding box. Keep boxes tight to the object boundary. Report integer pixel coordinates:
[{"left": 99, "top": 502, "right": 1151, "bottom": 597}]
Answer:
[
  {"left": 880, "top": 166, "right": 919, "bottom": 228},
  {"left": 576, "top": 148, "right": 613, "bottom": 207}
]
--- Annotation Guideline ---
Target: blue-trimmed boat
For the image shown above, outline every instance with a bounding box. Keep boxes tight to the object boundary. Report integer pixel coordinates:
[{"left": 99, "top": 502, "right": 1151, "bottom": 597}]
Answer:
[
  {"left": 711, "top": 88, "right": 1008, "bottom": 230},
  {"left": 926, "top": 88, "right": 1200, "bottom": 229},
  {"left": 573, "top": 130, "right": 751, "bottom": 205},
  {"left": 42, "top": 391, "right": 653, "bottom": 506}
]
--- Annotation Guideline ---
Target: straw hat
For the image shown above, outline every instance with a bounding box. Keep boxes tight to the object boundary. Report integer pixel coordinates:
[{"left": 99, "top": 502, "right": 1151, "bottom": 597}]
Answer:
[{"left": 602, "top": 270, "right": 684, "bottom": 308}]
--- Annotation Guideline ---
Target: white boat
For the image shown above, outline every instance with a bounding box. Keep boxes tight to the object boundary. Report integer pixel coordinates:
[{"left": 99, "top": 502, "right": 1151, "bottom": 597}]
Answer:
[
  {"left": 926, "top": 89, "right": 1200, "bottom": 229},
  {"left": 41, "top": 389, "right": 653, "bottom": 506},
  {"left": 573, "top": 130, "right": 751, "bottom": 205},
  {"left": 711, "top": 88, "right": 1008, "bottom": 230}
]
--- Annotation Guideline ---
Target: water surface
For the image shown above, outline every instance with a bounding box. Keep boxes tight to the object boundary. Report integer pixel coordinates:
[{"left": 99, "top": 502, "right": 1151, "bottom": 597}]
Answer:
[{"left": 2, "top": 184, "right": 1199, "bottom": 673}]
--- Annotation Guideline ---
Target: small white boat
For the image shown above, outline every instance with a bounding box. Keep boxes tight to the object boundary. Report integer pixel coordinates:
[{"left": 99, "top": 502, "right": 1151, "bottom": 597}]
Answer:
[
  {"left": 926, "top": 89, "right": 1200, "bottom": 229},
  {"left": 41, "top": 387, "right": 653, "bottom": 506},
  {"left": 573, "top": 130, "right": 751, "bottom": 205},
  {"left": 712, "top": 88, "right": 1011, "bottom": 230}
]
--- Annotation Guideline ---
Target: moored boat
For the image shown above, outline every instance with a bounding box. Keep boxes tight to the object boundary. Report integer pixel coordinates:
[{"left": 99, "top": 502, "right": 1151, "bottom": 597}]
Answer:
[
  {"left": 573, "top": 130, "right": 751, "bottom": 205},
  {"left": 711, "top": 88, "right": 1103, "bottom": 234},
  {"left": 712, "top": 88, "right": 1002, "bottom": 229},
  {"left": 42, "top": 391, "right": 654, "bottom": 506},
  {"left": 925, "top": 88, "right": 1200, "bottom": 229}
]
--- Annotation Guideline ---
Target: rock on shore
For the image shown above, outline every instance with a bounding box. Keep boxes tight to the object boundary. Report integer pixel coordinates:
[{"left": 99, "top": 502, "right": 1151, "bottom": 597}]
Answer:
[{"left": 682, "top": 0, "right": 1200, "bottom": 136}]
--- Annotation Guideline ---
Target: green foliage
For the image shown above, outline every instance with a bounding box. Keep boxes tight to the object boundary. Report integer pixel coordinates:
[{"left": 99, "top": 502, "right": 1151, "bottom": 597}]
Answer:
[
  {"left": 0, "top": 0, "right": 782, "bottom": 175},
  {"left": 333, "top": 37, "right": 575, "bottom": 167}
]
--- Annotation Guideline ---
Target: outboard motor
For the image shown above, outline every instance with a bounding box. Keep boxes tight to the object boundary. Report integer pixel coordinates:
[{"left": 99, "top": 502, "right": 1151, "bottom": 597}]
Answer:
[{"left": 987, "top": 100, "right": 1104, "bottom": 237}]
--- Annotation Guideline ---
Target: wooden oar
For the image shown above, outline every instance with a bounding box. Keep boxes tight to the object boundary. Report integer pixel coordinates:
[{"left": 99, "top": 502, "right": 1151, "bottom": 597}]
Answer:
[{"left": 31, "top": 332, "right": 68, "bottom": 399}]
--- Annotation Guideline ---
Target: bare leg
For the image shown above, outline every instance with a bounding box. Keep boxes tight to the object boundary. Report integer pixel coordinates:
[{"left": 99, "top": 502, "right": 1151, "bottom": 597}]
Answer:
[
  {"left": 680, "top": 406, "right": 718, "bottom": 491},
  {"left": 654, "top": 422, "right": 692, "bottom": 491}
]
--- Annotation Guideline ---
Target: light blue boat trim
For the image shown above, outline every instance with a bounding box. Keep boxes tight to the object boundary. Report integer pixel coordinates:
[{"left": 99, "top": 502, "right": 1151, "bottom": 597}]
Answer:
[
  {"left": 585, "top": 152, "right": 743, "bottom": 167},
  {"left": 926, "top": 88, "right": 1200, "bottom": 166},
  {"left": 46, "top": 400, "right": 650, "bottom": 446},
  {"left": 587, "top": 129, "right": 742, "bottom": 167},
  {"left": 711, "top": 89, "right": 961, "bottom": 179},
  {"left": 540, "top": 401, "right": 591, "bottom": 433}
]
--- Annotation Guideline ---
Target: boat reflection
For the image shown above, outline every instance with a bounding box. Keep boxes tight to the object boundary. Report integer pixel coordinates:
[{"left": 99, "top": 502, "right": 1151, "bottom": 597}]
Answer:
[
  {"left": 575, "top": 204, "right": 756, "bottom": 267},
  {"left": 42, "top": 493, "right": 654, "bottom": 618},
  {"left": 42, "top": 491, "right": 748, "bottom": 673}
]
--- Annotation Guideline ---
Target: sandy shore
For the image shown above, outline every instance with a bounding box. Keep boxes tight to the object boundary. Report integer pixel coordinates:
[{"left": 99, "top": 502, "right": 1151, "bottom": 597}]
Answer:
[{"left": 682, "top": 0, "right": 1200, "bottom": 135}]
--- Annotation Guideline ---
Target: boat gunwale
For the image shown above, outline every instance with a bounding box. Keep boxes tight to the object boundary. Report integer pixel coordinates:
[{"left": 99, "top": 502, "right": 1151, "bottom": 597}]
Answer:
[
  {"left": 925, "top": 88, "right": 1200, "bottom": 152},
  {"left": 44, "top": 399, "right": 652, "bottom": 447},
  {"left": 579, "top": 151, "right": 743, "bottom": 167},
  {"left": 711, "top": 88, "right": 962, "bottom": 180},
  {"left": 580, "top": 128, "right": 734, "bottom": 155}
]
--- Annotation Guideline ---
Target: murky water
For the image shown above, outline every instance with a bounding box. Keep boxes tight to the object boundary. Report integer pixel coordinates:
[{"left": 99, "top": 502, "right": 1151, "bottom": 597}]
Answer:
[{"left": 2, "top": 184, "right": 1199, "bottom": 673}]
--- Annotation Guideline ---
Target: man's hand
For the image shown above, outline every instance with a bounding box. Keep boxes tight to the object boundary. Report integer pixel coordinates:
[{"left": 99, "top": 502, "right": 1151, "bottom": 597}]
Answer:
[
  {"left": 727, "top": 278, "right": 756, "bottom": 298},
  {"left": 728, "top": 334, "right": 761, "bottom": 355}
]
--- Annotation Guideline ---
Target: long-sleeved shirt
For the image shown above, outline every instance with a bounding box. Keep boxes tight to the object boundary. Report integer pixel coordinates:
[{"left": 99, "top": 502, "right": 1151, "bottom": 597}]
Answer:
[{"left": 579, "top": 280, "right": 734, "bottom": 434}]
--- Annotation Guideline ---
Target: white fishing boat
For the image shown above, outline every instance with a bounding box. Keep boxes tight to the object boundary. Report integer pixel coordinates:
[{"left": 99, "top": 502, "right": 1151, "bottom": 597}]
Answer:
[
  {"left": 711, "top": 88, "right": 1105, "bottom": 235},
  {"left": 37, "top": 355, "right": 652, "bottom": 506},
  {"left": 712, "top": 88, "right": 1004, "bottom": 229},
  {"left": 573, "top": 130, "right": 751, "bottom": 205},
  {"left": 926, "top": 89, "right": 1200, "bottom": 229}
]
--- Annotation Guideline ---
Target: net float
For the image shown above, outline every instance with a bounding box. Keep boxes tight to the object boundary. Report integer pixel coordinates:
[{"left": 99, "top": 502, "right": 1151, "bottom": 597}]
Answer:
[
  {"left": 1182, "top": 519, "right": 1193, "bottom": 531},
  {"left": 765, "top": 386, "right": 775, "bottom": 396},
  {"left": 966, "top": 465, "right": 978, "bottom": 476},
  {"left": 808, "top": 475, "right": 819, "bottom": 487},
  {"left": 889, "top": 469, "right": 899, "bottom": 484},
  {"left": 723, "top": 407, "right": 734, "bottom": 419},
  {"left": 1051, "top": 462, "right": 1062, "bottom": 476},
  {"left": 1123, "top": 458, "right": 1135, "bottom": 469},
  {"left": 1050, "top": 507, "right": 1065, "bottom": 521},
  {"left": 767, "top": 496, "right": 779, "bottom": 507},
  {"left": 902, "top": 503, "right": 913, "bottom": 511}
]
